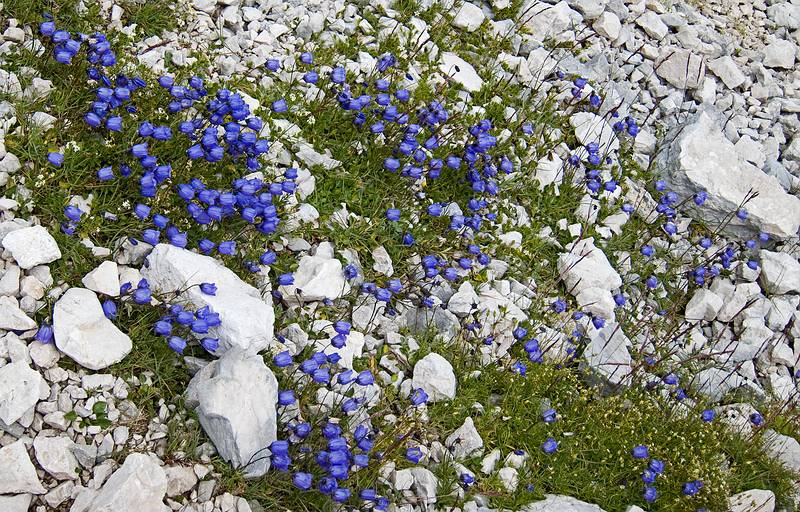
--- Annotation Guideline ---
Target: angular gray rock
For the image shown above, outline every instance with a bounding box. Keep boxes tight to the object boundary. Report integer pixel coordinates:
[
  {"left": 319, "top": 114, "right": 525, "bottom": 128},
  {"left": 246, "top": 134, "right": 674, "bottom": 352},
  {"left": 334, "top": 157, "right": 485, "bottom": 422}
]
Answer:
[
  {"left": 0, "top": 295, "right": 37, "bottom": 330},
  {"left": 278, "top": 253, "right": 350, "bottom": 303},
  {"left": 582, "top": 323, "right": 632, "bottom": 389},
  {"left": 762, "top": 39, "right": 796, "bottom": 69},
  {"left": 53, "top": 287, "right": 132, "bottom": 370},
  {"left": 0, "top": 440, "right": 46, "bottom": 494},
  {"left": 762, "top": 430, "right": 800, "bottom": 473},
  {"left": 557, "top": 237, "right": 622, "bottom": 296},
  {"left": 412, "top": 352, "right": 457, "bottom": 402},
  {"left": 33, "top": 436, "right": 80, "bottom": 480},
  {"left": 1, "top": 225, "right": 61, "bottom": 269},
  {"left": 658, "top": 112, "right": 800, "bottom": 239},
  {"left": 73, "top": 452, "right": 169, "bottom": 512},
  {"left": 81, "top": 260, "right": 120, "bottom": 297},
  {"left": 759, "top": 250, "right": 800, "bottom": 294},
  {"left": 439, "top": 52, "right": 484, "bottom": 92},
  {"left": 0, "top": 495, "right": 31, "bottom": 512},
  {"left": 186, "top": 348, "right": 278, "bottom": 478},
  {"left": 445, "top": 417, "right": 483, "bottom": 459},
  {"left": 519, "top": 1, "right": 577, "bottom": 40},
  {"left": 141, "top": 244, "right": 274, "bottom": 354},
  {"left": 706, "top": 56, "right": 746, "bottom": 90},
  {"left": 0, "top": 361, "right": 45, "bottom": 425},
  {"left": 655, "top": 48, "right": 705, "bottom": 89}
]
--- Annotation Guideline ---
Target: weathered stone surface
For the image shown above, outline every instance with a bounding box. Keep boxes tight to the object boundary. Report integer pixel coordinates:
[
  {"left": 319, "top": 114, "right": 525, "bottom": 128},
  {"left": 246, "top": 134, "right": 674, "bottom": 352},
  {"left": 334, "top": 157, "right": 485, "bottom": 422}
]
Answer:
[
  {"left": 0, "top": 440, "right": 46, "bottom": 494},
  {"left": 186, "top": 348, "right": 278, "bottom": 478},
  {"left": 658, "top": 112, "right": 800, "bottom": 239},
  {"left": 53, "top": 288, "right": 132, "bottom": 370},
  {"left": 141, "top": 244, "right": 274, "bottom": 354},
  {"left": 1, "top": 225, "right": 61, "bottom": 269},
  {"left": 73, "top": 452, "right": 169, "bottom": 512},
  {"left": 0, "top": 361, "right": 45, "bottom": 425},
  {"left": 412, "top": 352, "right": 457, "bottom": 402}
]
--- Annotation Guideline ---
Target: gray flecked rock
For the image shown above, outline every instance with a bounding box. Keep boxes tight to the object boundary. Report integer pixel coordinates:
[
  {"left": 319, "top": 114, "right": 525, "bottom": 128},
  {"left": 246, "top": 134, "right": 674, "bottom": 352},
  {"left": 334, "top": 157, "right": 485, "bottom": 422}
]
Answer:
[
  {"left": 684, "top": 288, "right": 723, "bottom": 322},
  {"left": 412, "top": 352, "right": 457, "bottom": 402},
  {"left": 1, "top": 225, "right": 61, "bottom": 269},
  {"left": 655, "top": 48, "right": 705, "bottom": 89},
  {"left": 691, "top": 368, "right": 764, "bottom": 403},
  {"left": 141, "top": 244, "right": 274, "bottom": 354},
  {"left": 0, "top": 440, "right": 46, "bottom": 494},
  {"left": 519, "top": 1, "right": 577, "bottom": 40},
  {"left": 570, "top": 112, "right": 619, "bottom": 154},
  {"left": 186, "top": 348, "right": 278, "bottom": 478},
  {"left": 53, "top": 287, "right": 132, "bottom": 370},
  {"left": 0, "top": 361, "right": 45, "bottom": 425},
  {"left": 658, "top": 112, "right": 800, "bottom": 240}
]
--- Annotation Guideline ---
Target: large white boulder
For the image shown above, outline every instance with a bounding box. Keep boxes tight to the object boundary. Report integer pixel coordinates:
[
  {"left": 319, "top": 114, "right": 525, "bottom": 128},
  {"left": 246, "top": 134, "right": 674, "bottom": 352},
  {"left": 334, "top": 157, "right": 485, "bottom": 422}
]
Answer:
[
  {"left": 141, "top": 244, "right": 274, "bottom": 354},
  {"left": 53, "top": 288, "right": 132, "bottom": 370},
  {"left": 657, "top": 112, "right": 800, "bottom": 239},
  {"left": 186, "top": 348, "right": 278, "bottom": 478},
  {"left": 439, "top": 52, "right": 484, "bottom": 92}
]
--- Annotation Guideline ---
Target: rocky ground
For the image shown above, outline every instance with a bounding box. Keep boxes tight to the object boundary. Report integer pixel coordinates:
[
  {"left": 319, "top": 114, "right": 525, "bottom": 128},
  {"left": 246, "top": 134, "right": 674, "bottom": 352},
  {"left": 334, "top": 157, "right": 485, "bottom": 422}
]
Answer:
[{"left": 0, "top": 0, "right": 799, "bottom": 511}]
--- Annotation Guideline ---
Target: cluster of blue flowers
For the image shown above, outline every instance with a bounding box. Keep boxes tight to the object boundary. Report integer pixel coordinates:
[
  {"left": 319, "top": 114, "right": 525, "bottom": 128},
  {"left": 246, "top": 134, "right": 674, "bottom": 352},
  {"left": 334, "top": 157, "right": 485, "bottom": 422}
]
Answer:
[{"left": 39, "top": 16, "right": 116, "bottom": 67}]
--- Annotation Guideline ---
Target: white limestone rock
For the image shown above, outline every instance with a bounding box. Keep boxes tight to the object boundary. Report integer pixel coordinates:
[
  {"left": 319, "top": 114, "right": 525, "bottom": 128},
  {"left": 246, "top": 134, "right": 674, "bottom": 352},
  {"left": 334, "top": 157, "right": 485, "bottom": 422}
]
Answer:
[
  {"left": 186, "top": 348, "right": 278, "bottom": 478},
  {"left": 53, "top": 288, "right": 132, "bottom": 370},
  {"left": 684, "top": 288, "right": 723, "bottom": 322},
  {"left": 74, "top": 452, "right": 169, "bottom": 512},
  {"left": 759, "top": 250, "right": 800, "bottom": 294},
  {"left": 655, "top": 48, "right": 705, "bottom": 89},
  {"left": 727, "top": 489, "right": 775, "bottom": 512},
  {"left": 707, "top": 56, "right": 746, "bottom": 90},
  {"left": 279, "top": 253, "right": 350, "bottom": 303},
  {"left": 141, "top": 244, "right": 274, "bottom": 354},
  {"left": 445, "top": 417, "right": 483, "bottom": 459},
  {"left": 412, "top": 352, "right": 457, "bottom": 402},
  {"left": 452, "top": 2, "right": 485, "bottom": 31},
  {"left": 0, "top": 295, "right": 37, "bottom": 331},
  {"left": 657, "top": 112, "right": 800, "bottom": 240},
  {"left": 571, "top": 112, "right": 619, "bottom": 154},
  {"left": 439, "top": 52, "right": 484, "bottom": 92},
  {"left": 0, "top": 361, "right": 45, "bottom": 425},
  {"left": 33, "top": 436, "right": 80, "bottom": 480},
  {"left": 582, "top": 323, "right": 632, "bottom": 389},
  {"left": 81, "top": 260, "right": 120, "bottom": 297},
  {"left": 522, "top": 495, "right": 606, "bottom": 511},
  {"left": 1, "top": 225, "right": 61, "bottom": 269},
  {"left": 557, "top": 237, "right": 622, "bottom": 296},
  {"left": 0, "top": 440, "right": 46, "bottom": 494}
]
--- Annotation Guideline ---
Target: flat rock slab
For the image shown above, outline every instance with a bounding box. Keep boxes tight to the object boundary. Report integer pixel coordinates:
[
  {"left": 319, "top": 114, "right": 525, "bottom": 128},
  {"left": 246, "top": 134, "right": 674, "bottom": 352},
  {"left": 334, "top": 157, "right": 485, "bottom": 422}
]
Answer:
[{"left": 0, "top": 440, "right": 46, "bottom": 494}]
